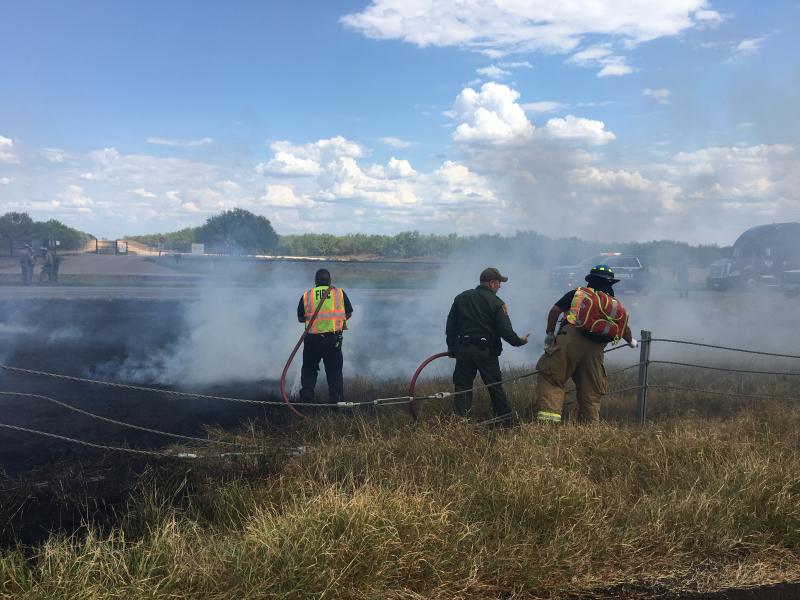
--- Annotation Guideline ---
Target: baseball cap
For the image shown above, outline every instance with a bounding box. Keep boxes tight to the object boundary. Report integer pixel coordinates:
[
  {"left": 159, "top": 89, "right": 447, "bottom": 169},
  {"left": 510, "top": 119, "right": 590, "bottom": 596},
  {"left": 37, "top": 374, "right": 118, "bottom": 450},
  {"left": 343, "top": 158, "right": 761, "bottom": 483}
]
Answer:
[{"left": 480, "top": 267, "right": 508, "bottom": 282}]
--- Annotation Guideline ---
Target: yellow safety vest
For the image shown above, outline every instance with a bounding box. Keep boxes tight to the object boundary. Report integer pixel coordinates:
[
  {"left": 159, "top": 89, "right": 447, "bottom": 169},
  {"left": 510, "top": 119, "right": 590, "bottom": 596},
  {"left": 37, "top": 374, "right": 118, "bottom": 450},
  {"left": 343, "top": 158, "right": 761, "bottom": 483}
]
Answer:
[{"left": 303, "top": 286, "right": 347, "bottom": 334}]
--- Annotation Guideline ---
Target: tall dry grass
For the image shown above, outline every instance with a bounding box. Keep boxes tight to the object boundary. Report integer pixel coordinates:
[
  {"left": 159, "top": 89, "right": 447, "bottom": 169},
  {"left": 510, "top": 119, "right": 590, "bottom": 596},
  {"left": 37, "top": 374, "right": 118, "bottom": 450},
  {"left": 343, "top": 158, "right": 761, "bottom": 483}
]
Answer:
[{"left": 2, "top": 369, "right": 800, "bottom": 599}]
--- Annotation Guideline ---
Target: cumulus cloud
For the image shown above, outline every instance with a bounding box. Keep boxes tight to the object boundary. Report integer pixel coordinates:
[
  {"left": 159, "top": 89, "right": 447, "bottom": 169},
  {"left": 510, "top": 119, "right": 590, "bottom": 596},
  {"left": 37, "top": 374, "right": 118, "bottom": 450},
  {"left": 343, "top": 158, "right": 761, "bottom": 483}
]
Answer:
[
  {"left": 0, "top": 135, "right": 18, "bottom": 163},
  {"left": 452, "top": 82, "right": 534, "bottom": 143},
  {"left": 260, "top": 184, "right": 314, "bottom": 208},
  {"left": 380, "top": 136, "right": 412, "bottom": 148},
  {"left": 146, "top": 136, "right": 214, "bottom": 147},
  {"left": 0, "top": 177, "right": 10, "bottom": 185},
  {"left": 643, "top": 87, "right": 670, "bottom": 104},
  {"left": 256, "top": 151, "right": 320, "bottom": 176},
  {"left": 543, "top": 115, "right": 616, "bottom": 145}
]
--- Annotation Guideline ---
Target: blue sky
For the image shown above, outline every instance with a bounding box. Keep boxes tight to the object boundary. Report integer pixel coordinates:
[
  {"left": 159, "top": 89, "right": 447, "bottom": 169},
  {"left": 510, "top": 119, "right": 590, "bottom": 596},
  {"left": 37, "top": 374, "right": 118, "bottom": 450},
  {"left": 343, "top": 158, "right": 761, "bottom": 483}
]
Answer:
[{"left": 1, "top": 1, "right": 797, "bottom": 243}]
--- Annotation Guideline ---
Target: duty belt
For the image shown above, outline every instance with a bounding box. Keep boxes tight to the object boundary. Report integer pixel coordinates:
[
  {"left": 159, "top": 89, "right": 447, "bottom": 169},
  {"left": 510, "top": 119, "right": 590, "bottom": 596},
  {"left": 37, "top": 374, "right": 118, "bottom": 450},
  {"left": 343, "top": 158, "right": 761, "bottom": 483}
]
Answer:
[{"left": 458, "top": 334, "right": 490, "bottom": 347}]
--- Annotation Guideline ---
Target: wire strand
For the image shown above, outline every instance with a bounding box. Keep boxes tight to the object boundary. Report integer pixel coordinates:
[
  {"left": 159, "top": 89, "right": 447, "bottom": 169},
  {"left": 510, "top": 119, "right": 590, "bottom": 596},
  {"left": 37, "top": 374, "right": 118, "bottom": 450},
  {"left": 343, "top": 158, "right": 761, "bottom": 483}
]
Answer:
[
  {"left": 650, "top": 339, "right": 800, "bottom": 360},
  {"left": 0, "top": 391, "right": 258, "bottom": 448},
  {"left": 648, "top": 360, "right": 800, "bottom": 377}
]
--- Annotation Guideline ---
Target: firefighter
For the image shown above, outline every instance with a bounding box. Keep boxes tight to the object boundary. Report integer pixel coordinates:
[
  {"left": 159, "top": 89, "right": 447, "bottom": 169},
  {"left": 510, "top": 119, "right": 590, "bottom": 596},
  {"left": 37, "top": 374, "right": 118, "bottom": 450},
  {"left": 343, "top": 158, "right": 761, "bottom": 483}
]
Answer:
[
  {"left": 446, "top": 267, "right": 530, "bottom": 425},
  {"left": 297, "top": 269, "right": 353, "bottom": 405},
  {"left": 534, "top": 265, "right": 637, "bottom": 424}
]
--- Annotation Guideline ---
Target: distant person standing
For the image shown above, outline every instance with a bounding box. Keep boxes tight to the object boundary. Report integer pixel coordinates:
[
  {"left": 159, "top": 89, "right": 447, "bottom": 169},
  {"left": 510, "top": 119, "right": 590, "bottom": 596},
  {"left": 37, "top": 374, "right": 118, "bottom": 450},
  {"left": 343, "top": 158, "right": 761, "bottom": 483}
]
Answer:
[
  {"left": 38, "top": 247, "right": 52, "bottom": 283},
  {"left": 297, "top": 269, "right": 353, "bottom": 405},
  {"left": 676, "top": 261, "right": 689, "bottom": 298},
  {"left": 445, "top": 267, "right": 530, "bottom": 426},
  {"left": 19, "top": 244, "right": 34, "bottom": 285},
  {"left": 49, "top": 247, "right": 60, "bottom": 283}
]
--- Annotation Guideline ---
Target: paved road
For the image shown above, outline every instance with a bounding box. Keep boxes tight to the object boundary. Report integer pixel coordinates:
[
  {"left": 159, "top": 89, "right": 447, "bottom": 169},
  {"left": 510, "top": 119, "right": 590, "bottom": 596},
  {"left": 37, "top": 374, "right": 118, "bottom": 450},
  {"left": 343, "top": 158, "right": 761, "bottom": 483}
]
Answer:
[
  {"left": 0, "top": 285, "right": 413, "bottom": 300},
  {"left": 0, "top": 254, "right": 190, "bottom": 276}
]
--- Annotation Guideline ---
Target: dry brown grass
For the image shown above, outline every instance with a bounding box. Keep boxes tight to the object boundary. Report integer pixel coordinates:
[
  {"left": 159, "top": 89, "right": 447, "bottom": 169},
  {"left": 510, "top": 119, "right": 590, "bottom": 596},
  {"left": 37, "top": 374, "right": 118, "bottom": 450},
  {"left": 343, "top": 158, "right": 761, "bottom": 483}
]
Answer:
[{"left": 2, "top": 367, "right": 800, "bottom": 599}]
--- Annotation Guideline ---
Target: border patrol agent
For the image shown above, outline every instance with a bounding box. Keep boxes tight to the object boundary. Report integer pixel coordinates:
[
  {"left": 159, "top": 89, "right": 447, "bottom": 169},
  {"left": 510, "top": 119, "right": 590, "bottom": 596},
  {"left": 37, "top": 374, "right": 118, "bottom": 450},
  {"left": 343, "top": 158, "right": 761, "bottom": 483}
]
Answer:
[
  {"left": 534, "top": 265, "right": 637, "bottom": 424},
  {"left": 297, "top": 269, "right": 353, "bottom": 404},
  {"left": 446, "top": 267, "right": 530, "bottom": 424},
  {"left": 19, "top": 244, "right": 34, "bottom": 285}
]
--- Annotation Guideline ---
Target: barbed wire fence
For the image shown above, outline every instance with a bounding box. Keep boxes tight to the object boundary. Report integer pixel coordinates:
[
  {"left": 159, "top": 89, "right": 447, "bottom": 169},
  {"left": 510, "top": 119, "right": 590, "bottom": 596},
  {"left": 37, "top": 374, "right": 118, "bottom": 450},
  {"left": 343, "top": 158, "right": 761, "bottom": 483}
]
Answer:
[{"left": 1, "top": 330, "right": 800, "bottom": 458}]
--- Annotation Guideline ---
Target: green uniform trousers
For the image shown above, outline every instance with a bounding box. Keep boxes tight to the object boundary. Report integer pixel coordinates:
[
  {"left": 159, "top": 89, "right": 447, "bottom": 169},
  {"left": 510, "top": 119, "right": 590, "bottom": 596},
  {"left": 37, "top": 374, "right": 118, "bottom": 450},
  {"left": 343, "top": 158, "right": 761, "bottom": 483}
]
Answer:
[
  {"left": 452, "top": 343, "right": 511, "bottom": 420},
  {"left": 534, "top": 325, "right": 608, "bottom": 423}
]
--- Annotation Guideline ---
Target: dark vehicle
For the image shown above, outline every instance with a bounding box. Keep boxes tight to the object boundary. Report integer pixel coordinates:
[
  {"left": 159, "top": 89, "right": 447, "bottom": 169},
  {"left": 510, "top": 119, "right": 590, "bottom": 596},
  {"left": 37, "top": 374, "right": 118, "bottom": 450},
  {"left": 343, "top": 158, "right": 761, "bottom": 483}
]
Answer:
[
  {"left": 783, "top": 269, "right": 800, "bottom": 298},
  {"left": 707, "top": 222, "right": 800, "bottom": 291},
  {"left": 549, "top": 252, "right": 652, "bottom": 293}
]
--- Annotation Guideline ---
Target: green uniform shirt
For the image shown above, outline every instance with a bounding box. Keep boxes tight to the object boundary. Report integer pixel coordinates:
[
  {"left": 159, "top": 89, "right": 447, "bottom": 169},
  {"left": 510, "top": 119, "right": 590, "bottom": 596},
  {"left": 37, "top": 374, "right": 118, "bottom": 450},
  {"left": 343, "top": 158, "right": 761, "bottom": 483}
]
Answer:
[{"left": 446, "top": 284, "right": 527, "bottom": 350}]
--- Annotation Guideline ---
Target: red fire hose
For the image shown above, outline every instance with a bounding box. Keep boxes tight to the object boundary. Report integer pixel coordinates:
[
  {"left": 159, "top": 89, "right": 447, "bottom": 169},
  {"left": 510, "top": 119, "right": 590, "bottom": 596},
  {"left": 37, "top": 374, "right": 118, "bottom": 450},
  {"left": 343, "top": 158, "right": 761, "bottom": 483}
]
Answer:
[
  {"left": 407, "top": 352, "right": 450, "bottom": 420},
  {"left": 279, "top": 288, "right": 331, "bottom": 418}
]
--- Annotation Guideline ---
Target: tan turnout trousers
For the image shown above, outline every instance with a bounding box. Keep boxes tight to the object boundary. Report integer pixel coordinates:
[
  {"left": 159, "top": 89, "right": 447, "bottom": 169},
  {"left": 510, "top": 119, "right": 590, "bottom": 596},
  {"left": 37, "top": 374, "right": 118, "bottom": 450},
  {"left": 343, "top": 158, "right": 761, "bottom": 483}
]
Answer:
[{"left": 534, "top": 325, "right": 608, "bottom": 423}]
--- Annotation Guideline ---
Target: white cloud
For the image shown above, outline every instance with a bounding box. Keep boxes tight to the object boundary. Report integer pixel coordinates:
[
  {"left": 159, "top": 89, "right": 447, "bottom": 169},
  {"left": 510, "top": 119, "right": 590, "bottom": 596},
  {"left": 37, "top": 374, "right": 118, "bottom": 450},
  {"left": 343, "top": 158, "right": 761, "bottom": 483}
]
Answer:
[
  {"left": 476, "top": 65, "right": 511, "bottom": 79},
  {"left": 544, "top": 115, "right": 616, "bottom": 145},
  {"left": 729, "top": 36, "right": 767, "bottom": 62},
  {"left": 146, "top": 136, "right": 214, "bottom": 147},
  {"left": 672, "top": 144, "right": 795, "bottom": 200},
  {"left": 0, "top": 135, "right": 18, "bottom": 163},
  {"left": 260, "top": 184, "right": 315, "bottom": 208},
  {"left": 130, "top": 187, "right": 157, "bottom": 199},
  {"left": 597, "top": 62, "right": 634, "bottom": 77},
  {"left": 380, "top": 136, "right": 412, "bottom": 148},
  {"left": 498, "top": 61, "right": 533, "bottom": 69},
  {"left": 569, "top": 44, "right": 634, "bottom": 77},
  {"left": 643, "top": 87, "right": 670, "bottom": 104},
  {"left": 521, "top": 101, "right": 567, "bottom": 114},
  {"left": 342, "top": 0, "right": 718, "bottom": 54},
  {"left": 694, "top": 9, "right": 722, "bottom": 23},
  {"left": 256, "top": 151, "right": 320, "bottom": 176},
  {"left": 0, "top": 177, "right": 10, "bottom": 185},
  {"left": 256, "top": 136, "right": 365, "bottom": 179},
  {"left": 42, "top": 148, "right": 66, "bottom": 162},
  {"left": 30, "top": 185, "right": 96, "bottom": 215},
  {"left": 452, "top": 82, "right": 534, "bottom": 143},
  {"left": 367, "top": 157, "right": 417, "bottom": 179}
]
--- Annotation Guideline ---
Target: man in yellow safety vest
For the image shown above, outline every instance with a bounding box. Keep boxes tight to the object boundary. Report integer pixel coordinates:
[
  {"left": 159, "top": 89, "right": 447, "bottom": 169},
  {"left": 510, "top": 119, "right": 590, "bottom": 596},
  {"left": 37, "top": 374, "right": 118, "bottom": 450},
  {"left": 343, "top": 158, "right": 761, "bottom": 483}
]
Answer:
[{"left": 297, "top": 269, "right": 353, "bottom": 404}]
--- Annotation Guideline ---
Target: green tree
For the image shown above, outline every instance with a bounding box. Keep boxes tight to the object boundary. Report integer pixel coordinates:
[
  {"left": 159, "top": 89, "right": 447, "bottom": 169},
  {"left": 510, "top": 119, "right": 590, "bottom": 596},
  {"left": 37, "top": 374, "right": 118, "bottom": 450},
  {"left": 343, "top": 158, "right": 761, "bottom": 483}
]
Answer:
[
  {"left": 0, "top": 212, "right": 91, "bottom": 250},
  {"left": 0, "top": 212, "right": 35, "bottom": 241},
  {"left": 194, "top": 208, "right": 279, "bottom": 254}
]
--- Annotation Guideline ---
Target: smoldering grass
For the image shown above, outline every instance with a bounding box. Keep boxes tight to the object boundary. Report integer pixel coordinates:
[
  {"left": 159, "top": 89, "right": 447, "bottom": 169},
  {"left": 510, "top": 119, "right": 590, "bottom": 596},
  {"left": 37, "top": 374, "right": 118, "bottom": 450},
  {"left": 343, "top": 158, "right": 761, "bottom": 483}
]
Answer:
[{"left": 1, "top": 370, "right": 800, "bottom": 598}]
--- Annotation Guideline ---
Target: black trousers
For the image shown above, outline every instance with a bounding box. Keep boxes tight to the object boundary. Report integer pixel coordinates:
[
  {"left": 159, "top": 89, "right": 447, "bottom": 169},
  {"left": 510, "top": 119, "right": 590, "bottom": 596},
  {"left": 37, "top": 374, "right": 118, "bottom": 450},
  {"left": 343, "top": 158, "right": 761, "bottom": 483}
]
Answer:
[
  {"left": 452, "top": 343, "right": 511, "bottom": 420},
  {"left": 300, "top": 333, "right": 344, "bottom": 404}
]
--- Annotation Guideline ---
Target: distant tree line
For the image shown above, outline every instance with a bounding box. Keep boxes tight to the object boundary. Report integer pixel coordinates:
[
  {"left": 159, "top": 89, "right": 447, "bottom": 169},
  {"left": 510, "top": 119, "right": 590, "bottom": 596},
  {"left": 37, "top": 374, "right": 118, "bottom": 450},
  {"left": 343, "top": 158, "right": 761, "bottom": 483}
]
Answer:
[
  {"left": 0, "top": 212, "right": 92, "bottom": 252},
  {"left": 126, "top": 208, "right": 729, "bottom": 267}
]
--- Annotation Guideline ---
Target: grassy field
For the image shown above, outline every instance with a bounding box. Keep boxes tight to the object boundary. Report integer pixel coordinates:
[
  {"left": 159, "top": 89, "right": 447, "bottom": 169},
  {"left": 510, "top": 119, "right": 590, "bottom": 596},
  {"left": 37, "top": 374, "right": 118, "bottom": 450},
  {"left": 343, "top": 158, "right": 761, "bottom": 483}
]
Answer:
[{"left": 1, "top": 369, "right": 799, "bottom": 599}]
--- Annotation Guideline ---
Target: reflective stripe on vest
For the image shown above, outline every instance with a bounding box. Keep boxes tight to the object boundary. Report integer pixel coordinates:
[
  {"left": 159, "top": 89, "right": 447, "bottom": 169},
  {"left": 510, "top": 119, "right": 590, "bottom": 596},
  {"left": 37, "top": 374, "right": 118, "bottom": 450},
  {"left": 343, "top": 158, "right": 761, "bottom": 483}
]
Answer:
[
  {"left": 536, "top": 411, "right": 562, "bottom": 423},
  {"left": 303, "top": 286, "right": 347, "bottom": 334}
]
